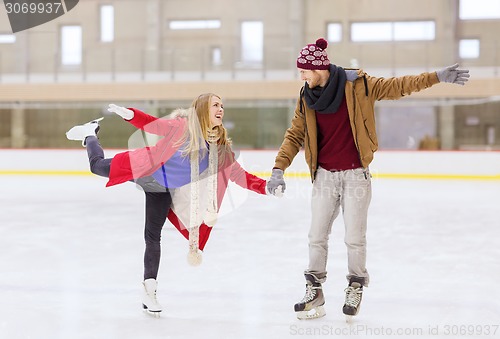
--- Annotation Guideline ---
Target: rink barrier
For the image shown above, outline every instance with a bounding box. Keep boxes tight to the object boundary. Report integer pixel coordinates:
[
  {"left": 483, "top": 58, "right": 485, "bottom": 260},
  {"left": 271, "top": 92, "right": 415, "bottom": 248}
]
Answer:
[
  {"left": 1, "top": 170, "right": 499, "bottom": 181},
  {"left": 1, "top": 149, "right": 498, "bottom": 181},
  {"left": 253, "top": 172, "right": 500, "bottom": 181},
  {"left": 0, "top": 170, "right": 92, "bottom": 176}
]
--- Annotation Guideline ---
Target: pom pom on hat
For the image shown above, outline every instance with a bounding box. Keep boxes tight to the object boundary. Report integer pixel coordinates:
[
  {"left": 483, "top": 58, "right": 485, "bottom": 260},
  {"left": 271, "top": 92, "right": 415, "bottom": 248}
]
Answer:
[
  {"left": 296, "top": 37, "right": 330, "bottom": 70},
  {"left": 316, "top": 38, "right": 328, "bottom": 50}
]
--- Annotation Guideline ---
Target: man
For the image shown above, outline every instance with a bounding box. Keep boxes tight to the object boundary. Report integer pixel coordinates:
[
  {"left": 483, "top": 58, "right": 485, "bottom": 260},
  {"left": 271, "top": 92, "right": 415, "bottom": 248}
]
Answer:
[{"left": 267, "top": 38, "right": 469, "bottom": 320}]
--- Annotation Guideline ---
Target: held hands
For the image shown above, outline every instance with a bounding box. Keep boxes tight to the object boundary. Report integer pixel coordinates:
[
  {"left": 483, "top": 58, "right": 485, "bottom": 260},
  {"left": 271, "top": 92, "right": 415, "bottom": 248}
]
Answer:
[
  {"left": 107, "top": 104, "right": 134, "bottom": 120},
  {"left": 266, "top": 168, "right": 286, "bottom": 197},
  {"left": 436, "top": 64, "right": 470, "bottom": 85}
]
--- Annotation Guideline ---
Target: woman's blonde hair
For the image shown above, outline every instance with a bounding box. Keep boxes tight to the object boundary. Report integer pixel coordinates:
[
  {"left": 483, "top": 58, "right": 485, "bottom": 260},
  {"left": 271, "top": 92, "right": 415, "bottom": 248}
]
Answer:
[{"left": 176, "top": 93, "right": 232, "bottom": 160}]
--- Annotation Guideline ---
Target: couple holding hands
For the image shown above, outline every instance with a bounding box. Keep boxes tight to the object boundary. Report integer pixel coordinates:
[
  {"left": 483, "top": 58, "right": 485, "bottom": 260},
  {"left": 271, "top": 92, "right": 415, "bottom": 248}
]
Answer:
[{"left": 66, "top": 38, "right": 469, "bottom": 320}]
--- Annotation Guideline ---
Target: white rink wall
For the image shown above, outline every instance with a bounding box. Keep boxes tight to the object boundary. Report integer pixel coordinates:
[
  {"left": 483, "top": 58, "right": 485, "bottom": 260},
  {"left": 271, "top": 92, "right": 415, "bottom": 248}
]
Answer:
[
  {"left": 234, "top": 150, "right": 500, "bottom": 179},
  {"left": 0, "top": 149, "right": 499, "bottom": 179}
]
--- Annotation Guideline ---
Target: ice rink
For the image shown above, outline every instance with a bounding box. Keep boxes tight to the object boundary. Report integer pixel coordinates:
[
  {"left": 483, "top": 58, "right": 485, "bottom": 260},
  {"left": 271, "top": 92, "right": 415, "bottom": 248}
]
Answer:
[{"left": 0, "top": 150, "right": 499, "bottom": 339}]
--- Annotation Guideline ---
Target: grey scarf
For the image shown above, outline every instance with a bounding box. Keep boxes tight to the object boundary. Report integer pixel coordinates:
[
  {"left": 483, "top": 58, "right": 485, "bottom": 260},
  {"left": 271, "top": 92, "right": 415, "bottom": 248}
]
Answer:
[{"left": 304, "top": 64, "right": 347, "bottom": 114}]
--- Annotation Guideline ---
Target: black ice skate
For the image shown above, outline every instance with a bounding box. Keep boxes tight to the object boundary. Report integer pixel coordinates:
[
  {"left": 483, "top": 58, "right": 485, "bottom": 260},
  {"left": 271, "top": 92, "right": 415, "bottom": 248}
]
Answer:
[
  {"left": 66, "top": 117, "right": 103, "bottom": 147},
  {"left": 343, "top": 276, "right": 364, "bottom": 322},
  {"left": 294, "top": 273, "right": 326, "bottom": 320}
]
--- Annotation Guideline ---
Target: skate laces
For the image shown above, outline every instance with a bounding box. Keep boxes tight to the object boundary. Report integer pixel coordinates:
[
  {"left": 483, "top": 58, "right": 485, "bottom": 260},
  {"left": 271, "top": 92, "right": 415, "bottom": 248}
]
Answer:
[
  {"left": 301, "top": 283, "right": 320, "bottom": 303},
  {"left": 144, "top": 285, "right": 159, "bottom": 303},
  {"left": 344, "top": 284, "right": 362, "bottom": 307},
  {"left": 87, "top": 121, "right": 100, "bottom": 133},
  {"left": 147, "top": 290, "right": 161, "bottom": 307},
  {"left": 149, "top": 289, "right": 158, "bottom": 302}
]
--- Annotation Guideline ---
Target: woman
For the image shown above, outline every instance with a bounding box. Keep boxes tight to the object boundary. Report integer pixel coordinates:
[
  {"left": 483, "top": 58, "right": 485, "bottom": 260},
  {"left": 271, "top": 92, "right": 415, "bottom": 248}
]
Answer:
[{"left": 66, "top": 93, "right": 269, "bottom": 316}]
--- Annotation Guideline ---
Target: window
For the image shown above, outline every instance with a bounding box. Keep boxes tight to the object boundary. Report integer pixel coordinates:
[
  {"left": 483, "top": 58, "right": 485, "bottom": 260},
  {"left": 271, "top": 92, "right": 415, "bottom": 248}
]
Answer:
[
  {"left": 351, "top": 21, "right": 435, "bottom": 42},
  {"left": 211, "top": 47, "right": 222, "bottom": 66},
  {"left": 0, "top": 34, "right": 16, "bottom": 43},
  {"left": 169, "top": 20, "right": 221, "bottom": 30},
  {"left": 100, "top": 5, "right": 114, "bottom": 42},
  {"left": 460, "top": 0, "right": 500, "bottom": 19},
  {"left": 61, "top": 25, "right": 82, "bottom": 66},
  {"left": 393, "top": 21, "right": 435, "bottom": 41},
  {"left": 241, "top": 21, "right": 263, "bottom": 64},
  {"left": 351, "top": 22, "right": 392, "bottom": 42},
  {"left": 459, "top": 39, "right": 480, "bottom": 58},
  {"left": 327, "top": 23, "right": 342, "bottom": 42}
]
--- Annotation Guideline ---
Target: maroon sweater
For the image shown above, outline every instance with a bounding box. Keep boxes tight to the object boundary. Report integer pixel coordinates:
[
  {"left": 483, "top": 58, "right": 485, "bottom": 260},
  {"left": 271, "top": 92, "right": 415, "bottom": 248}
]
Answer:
[{"left": 315, "top": 95, "right": 362, "bottom": 171}]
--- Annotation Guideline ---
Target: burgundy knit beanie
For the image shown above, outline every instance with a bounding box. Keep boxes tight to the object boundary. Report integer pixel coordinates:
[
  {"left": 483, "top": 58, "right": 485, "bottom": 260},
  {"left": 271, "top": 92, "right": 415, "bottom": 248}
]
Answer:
[{"left": 296, "top": 38, "right": 330, "bottom": 70}]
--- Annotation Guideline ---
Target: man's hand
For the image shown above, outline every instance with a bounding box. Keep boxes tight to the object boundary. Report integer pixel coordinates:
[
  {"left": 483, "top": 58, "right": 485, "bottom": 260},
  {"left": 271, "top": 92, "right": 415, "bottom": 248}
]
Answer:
[
  {"left": 436, "top": 63, "right": 470, "bottom": 85},
  {"left": 107, "top": 104, "right": 134, "bottom": 120},
  {"left": 267, "top": 169, "right": 286, "bottom": 196}
]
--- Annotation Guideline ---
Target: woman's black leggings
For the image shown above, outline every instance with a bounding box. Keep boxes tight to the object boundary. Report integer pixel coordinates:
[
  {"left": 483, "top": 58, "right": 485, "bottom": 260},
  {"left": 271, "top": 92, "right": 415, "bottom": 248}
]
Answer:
[{"left": 86, "top": 136, "right": 171, "bottom": 280}]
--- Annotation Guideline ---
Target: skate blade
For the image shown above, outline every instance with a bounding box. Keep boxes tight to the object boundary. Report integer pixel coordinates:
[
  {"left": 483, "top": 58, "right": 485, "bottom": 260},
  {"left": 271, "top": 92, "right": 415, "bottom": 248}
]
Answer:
[
  {"left": 344, "top": 307, "right": 360, "bottom": 323},
  {"left": 143, "top": 304, "right": 161, "bottom": 318},
  {"left": 343, "top": 304, "right": 361, "bottom": 323},
  {"left": 143, "top": 309, "right": 161, "bottom": 318},
  {"left": 296, "top": 306, "right": 326, "bottom": 320},
  {"left": 87, "top": 117, "right": 104, "bottom": 124}
]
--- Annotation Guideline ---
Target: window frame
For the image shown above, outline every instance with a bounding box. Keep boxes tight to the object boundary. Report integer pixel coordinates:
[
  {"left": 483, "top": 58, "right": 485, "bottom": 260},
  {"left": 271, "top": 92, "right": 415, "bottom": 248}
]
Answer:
[
  {"left": 327, "top": 22, "right": 343, "bottom": 43},
  {"left": 168, "top": 20, "right": 221, "bottom": 30},
  {"left": 240, "top": 21, "right": 264, "bottom": 64},
  {"left": 350, "top": 20, "right": 436, "bottom": 42},
  {"left": 459, "top": 38, "right": 481, "bottom": 59},
  {"left": 60, "top": 25, "right": 83, "bottom": 66},
  {"left": 0, "top": 34, "right": 16, "bottom": 44},
  {"left": 459, "top": 0, "right": 500, "bottom": 20},
  {"left": 100, "top": 4, "right": 114, "bottom": 43}
]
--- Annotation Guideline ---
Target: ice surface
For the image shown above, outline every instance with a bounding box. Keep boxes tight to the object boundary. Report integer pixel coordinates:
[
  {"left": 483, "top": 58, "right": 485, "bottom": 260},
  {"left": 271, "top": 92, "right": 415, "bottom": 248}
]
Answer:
[{"left": 0, "top": 173, "right": 499, "bottom": 339}]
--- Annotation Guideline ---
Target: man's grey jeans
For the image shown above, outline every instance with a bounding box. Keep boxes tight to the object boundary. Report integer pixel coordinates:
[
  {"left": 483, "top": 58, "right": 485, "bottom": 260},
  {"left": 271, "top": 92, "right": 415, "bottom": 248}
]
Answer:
[{"left": 305, "top": 167, "right": 371, "bottom": 286}]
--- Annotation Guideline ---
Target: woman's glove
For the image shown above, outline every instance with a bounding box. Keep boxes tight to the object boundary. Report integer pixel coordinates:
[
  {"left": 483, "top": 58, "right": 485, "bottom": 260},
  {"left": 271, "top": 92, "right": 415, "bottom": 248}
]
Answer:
[{"left": 107, "top": 103, "right": 134, "bottom": 120}]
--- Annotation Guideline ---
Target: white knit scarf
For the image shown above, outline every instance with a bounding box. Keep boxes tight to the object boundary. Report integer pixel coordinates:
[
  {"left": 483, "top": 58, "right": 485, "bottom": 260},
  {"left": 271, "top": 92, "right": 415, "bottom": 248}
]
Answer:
[{"left": 187, "top": 129, "right": 219, "bottom": 266}]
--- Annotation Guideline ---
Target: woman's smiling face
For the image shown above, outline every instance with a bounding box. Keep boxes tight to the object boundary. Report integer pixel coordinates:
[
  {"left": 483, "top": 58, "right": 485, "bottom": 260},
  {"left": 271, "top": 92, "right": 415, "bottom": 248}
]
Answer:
[{"left": 209, "top": 96, "right": 224, "bottom": 127}]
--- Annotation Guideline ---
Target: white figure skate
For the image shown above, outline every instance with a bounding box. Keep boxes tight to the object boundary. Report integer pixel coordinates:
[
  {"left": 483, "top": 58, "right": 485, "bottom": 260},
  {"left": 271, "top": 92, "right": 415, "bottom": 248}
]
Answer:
[
  {"left": 65, "top": 117, "right": 103, "bottom": 146},
  {"left": 142, "top": 278, "right": 162, "bottom": 318}
]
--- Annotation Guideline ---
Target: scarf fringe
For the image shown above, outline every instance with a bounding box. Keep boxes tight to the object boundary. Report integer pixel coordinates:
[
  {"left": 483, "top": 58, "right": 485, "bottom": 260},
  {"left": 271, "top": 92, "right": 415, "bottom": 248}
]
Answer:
[{"left": 187, "top": 129, "right": 219, "bottom": 266}]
